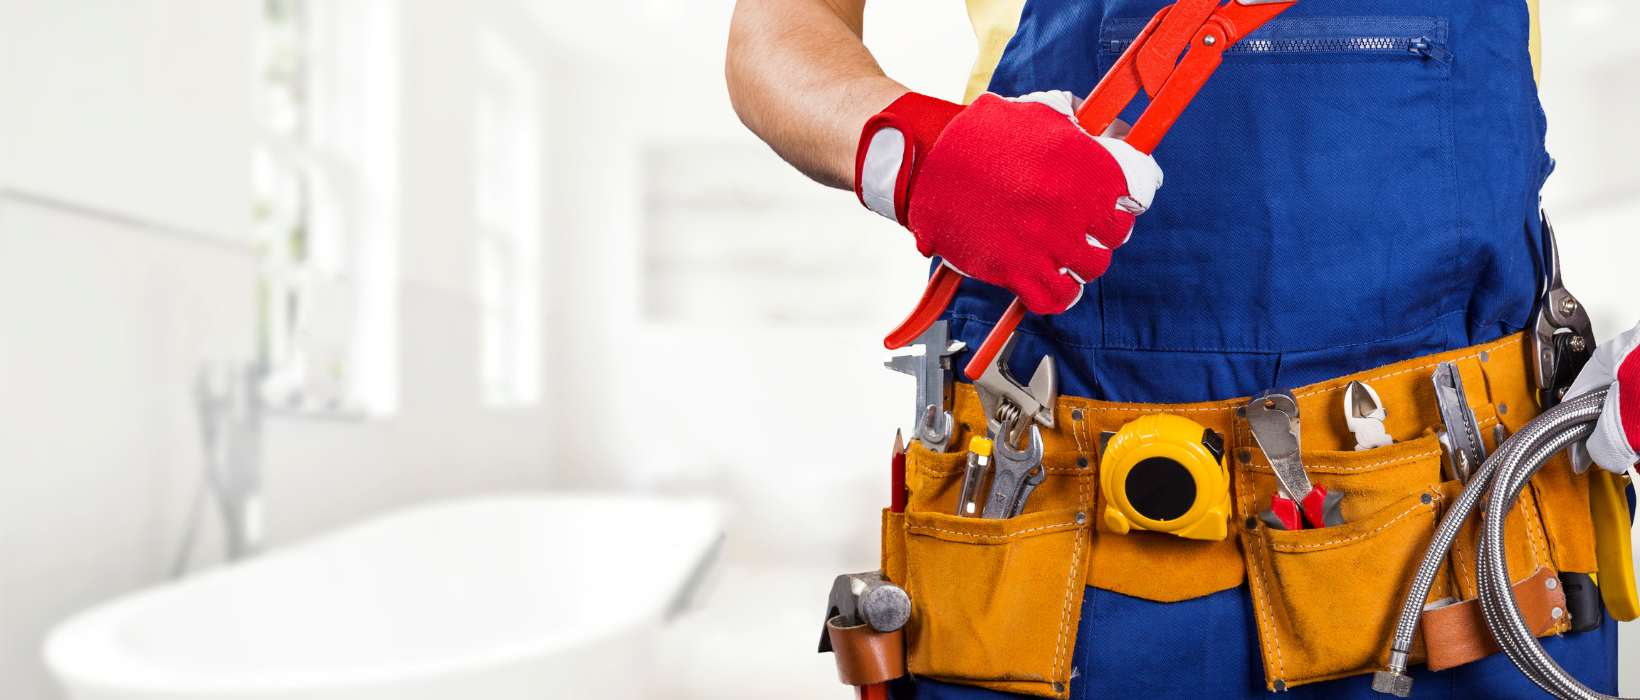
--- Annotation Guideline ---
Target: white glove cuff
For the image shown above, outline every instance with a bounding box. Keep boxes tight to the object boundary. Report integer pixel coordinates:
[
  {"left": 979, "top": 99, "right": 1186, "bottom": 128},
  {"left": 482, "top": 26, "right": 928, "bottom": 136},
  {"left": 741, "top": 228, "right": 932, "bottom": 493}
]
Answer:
[
  {"left": 1585, "top": 382, "right": 1640, "bottom": 474},
  {"left": 860, "top": 126, "right": 907, "bottom": 222},
  {"left": 1094, "top": 137, "right": 1163, "bottom": 214}
]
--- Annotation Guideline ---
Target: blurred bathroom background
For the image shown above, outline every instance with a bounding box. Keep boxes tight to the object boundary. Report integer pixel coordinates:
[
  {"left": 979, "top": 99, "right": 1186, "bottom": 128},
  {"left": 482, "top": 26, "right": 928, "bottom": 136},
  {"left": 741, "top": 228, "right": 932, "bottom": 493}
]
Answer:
[{"left": 0, "top": 1, "right": 1633, "bottom": 698}]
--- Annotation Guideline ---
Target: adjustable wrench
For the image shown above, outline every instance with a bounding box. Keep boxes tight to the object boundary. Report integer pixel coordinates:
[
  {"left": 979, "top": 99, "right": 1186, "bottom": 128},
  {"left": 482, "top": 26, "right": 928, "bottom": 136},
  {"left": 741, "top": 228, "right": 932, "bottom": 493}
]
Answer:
[
  {"left": 885, "top": 321, "right": 968, "bottom": 453},
  {"left": 1432, "top": 362, "right": 1486, "bottom": 484},
  {"left": 1246, "top": 389, "right": 1344, "bottom": 530},
  {"left": 982, "top": 419, "right": 1047, "bottom": 519},
  {"left": 971, "top": 333, "right": 1057, "bottom": 444},
  {"left": 959, "top": 332, "right": 1056, "bottom": 518}
]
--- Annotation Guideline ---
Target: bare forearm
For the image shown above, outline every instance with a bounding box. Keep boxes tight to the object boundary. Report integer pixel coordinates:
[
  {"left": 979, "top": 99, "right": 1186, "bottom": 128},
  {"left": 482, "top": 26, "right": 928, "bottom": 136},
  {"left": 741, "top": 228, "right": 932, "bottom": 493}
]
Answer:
[{"left": 726, "top": 0, "right": 908, "bottom": 190}]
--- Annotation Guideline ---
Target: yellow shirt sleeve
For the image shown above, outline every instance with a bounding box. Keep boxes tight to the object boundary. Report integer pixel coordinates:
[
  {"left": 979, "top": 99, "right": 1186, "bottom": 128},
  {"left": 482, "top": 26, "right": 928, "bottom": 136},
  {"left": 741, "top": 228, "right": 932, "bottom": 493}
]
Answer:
[
  {"left": 962, "top": 0, "right": 1029, "bottom": 103},
  {"left": 1528, "top": 0, "right": 1541, "bottom": 85}
]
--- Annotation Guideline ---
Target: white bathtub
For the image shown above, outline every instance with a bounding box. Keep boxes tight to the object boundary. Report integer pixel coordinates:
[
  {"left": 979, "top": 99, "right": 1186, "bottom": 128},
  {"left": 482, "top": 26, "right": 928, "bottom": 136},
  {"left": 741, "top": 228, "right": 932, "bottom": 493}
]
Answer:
[{"left": 44, "top": 494, "right": 727, "bottom": 700}]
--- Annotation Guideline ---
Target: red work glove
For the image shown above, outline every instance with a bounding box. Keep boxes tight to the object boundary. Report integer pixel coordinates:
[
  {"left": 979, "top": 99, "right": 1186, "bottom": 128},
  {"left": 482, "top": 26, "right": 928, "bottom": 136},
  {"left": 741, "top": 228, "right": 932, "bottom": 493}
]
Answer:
[
  {"left": 854, "top": 91, "right": 1163, "bottom": 315},
  {"left": 1566, "top": 319, "right": 1640, "bottom": 474}
]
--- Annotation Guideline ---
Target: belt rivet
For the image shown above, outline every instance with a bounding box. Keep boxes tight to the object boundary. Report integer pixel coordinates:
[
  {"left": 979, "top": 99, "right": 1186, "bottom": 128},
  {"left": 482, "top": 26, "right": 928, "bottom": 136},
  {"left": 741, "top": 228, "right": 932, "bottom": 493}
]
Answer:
[
  {"left": 1479, "top": 350, "right": 1490, "bottom": 363},
  {"left": 1071, "top": 408, "right": 1084, "bottom": 422},
  {"left": 1421, "top": 493, "right": 1433, "bottom": 505},
  {"left": 1498, "top": 402, "right": 1508, "bottom": 415},
  {"left": 1075, "top": 512, "right": 1087, "bottom": 525},
  {"left": 1078, "top": 456, "right": 1089, "bottom": 469},
  {"left": 1546, "top": 578, "right": 1557, "bottom": 590},
  {"left": 1053, "top": 682, "right": 1066, "bottom": 694},
  {"left": 1551, "top": 607, "right": 1563, "bottom": 619},
  {"left": 1273, "top": 679, "right": 1286, "bottom": 692},
  {"left": 1245, "top": 516, "right": 1259, "bottom": 531},
  {"left": 1239, "top": 449, "right": 1253, "bottom": 464}
]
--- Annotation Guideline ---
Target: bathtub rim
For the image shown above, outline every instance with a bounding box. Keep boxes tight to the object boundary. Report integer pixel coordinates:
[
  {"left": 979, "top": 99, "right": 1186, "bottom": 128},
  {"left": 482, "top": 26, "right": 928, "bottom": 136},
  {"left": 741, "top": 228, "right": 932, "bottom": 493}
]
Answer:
[{"left": 42, "top": 492, "right": 729, "bottom": 696}]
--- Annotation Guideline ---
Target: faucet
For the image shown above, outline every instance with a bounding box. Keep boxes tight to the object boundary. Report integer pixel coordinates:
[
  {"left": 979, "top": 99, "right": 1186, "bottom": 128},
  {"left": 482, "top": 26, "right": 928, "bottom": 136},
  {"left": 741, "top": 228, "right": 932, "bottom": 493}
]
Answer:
[{"left": 173, "top": 362, "right": 265, "bottom": 576}]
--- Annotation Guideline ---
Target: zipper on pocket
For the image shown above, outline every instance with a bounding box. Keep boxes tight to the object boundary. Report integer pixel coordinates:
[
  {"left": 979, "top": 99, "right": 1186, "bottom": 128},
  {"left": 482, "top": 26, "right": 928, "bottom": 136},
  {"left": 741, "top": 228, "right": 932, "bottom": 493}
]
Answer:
[
  {"left": 1406, "top": 37, "right": 1452, "bottom": 64},
  {"left": 1103, "top": 35, "right": 1452, "bottom": 64}
]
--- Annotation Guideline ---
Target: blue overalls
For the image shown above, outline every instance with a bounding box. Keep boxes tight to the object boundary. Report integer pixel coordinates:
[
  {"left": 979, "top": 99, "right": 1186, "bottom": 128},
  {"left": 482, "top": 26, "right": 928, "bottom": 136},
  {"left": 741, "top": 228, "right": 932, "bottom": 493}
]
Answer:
[{"left": 891, "top": 1, "right": 1622, "bottom": 697}]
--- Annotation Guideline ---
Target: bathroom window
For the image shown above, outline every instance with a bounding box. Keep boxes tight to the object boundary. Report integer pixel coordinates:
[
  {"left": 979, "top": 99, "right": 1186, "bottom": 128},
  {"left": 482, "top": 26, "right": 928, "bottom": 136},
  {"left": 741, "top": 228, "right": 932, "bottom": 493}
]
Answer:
[
  {"left": 253, "top": 0, "right": 399, "bottom": 415},
  {"left": 474, "top": 31, "right": 542, "bottom": 408}
]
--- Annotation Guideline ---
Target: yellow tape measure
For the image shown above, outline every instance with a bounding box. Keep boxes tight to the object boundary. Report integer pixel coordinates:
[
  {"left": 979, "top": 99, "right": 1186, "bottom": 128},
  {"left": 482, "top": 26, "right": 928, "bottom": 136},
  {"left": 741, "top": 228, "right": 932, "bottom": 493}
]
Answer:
[{"left": 1100, "top": 413, "right": 1230, "bottom": 541}]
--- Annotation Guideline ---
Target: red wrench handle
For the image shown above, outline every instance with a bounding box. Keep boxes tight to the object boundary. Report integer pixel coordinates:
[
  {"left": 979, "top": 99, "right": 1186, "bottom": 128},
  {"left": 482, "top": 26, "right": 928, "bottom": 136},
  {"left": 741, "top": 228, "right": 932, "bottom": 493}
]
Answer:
[
  {"left": 883, "top": 264, "right": 965, "bottom": 350},
  {"left": 883, "top": 0, "right": 1295, "bottom": 363},
  {"left": 964, "top": 298, "right": 1027, "bottom": 380},
  {"left": 1079, "top": 0, "right": 1292, "bottom": 153}
]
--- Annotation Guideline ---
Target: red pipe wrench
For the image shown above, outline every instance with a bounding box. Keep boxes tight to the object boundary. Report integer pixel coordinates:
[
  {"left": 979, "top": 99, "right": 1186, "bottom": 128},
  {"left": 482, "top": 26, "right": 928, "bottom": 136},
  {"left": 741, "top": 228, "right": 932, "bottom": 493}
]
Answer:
[{"left": 882, "top": 0, "right": 1297, "bottom": 379}]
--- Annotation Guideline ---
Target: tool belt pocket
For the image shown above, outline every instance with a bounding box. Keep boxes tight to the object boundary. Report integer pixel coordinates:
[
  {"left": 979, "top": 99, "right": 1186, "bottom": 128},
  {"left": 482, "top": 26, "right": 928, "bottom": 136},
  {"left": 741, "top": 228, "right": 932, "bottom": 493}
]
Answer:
[
  {"left": 1240, "top": 434, "right": 1452, "bottom": 689},
  {"left": 1248, "top": 487, "right": 1444, "bottom": 687},
  {"left": 901, "top": 505, "right": 1090, "bottom": 698}
]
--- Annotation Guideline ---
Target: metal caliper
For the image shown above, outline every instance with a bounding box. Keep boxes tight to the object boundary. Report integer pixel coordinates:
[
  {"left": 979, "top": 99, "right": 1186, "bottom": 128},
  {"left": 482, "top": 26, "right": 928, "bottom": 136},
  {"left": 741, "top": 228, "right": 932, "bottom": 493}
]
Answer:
[{"left": 884, "top": 321, "right": 967, "bottom": 453}]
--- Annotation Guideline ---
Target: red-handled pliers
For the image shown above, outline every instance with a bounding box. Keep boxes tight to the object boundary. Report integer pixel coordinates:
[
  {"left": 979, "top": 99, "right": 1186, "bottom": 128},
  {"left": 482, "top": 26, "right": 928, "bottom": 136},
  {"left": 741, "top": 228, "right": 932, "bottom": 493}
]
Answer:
[{"left": 883, "top": 0, "right": 1298, "bottom": 379}]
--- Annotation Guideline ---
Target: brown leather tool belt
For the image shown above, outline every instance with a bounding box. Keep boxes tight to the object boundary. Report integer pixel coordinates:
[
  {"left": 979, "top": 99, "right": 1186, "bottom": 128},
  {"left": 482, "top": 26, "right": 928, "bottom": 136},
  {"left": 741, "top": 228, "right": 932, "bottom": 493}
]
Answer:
[{"left": 880, "top": 332, "right": 1596, "bottom": 698}]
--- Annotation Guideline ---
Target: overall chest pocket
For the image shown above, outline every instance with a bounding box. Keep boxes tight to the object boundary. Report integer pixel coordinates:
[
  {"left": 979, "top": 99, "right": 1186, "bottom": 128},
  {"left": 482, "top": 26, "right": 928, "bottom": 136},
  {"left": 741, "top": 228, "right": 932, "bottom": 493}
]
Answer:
[{"left": 1095, "top": 16, "right": 1458, "bottom": 354}]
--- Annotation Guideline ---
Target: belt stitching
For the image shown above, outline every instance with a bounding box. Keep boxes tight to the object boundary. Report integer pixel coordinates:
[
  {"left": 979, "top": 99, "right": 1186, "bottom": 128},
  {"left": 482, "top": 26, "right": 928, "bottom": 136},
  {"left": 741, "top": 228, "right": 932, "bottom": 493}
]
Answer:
[
  {"left": 1022, "top": 335, "right": 1524, "bottom": 413},
  {"left": 1240, "top": 456, "right": 1286, "bottom": 682},
  {"left": 906, "top": 521, "right": 1080, "bottom": 539},
  {"left": 1267, "top": 496, "right": 1440, "bottom": 551}
]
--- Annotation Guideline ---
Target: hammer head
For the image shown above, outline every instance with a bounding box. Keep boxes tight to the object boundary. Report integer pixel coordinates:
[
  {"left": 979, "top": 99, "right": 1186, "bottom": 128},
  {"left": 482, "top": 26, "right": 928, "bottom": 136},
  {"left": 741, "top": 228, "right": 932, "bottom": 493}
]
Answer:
[{"left": 818, "top": 571, "right": 912, "bottom": 652}]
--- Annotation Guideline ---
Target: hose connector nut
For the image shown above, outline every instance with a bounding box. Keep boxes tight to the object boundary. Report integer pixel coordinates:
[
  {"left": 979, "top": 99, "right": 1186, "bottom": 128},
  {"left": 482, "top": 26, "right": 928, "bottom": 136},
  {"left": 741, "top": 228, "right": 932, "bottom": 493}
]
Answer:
[{"left": 1371, "top": 670, "right": 1413, "bottom": 697}]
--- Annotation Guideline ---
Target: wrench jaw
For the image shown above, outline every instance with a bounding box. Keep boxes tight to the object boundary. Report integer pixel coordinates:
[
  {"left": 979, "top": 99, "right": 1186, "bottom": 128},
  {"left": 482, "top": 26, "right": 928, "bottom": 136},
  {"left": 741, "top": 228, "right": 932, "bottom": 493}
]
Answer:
[
  {"left": 1245, "top": 388, "right": 1345, "bottom": 530},
  {"left": 1244, "top": 389, "right": 1312, "bottom": 500},
  {"left": 917, "top": 405, "right": 958, "bottom": 454},
  {"left": 981, "top": 421, "right": 1047, "bottom": 519},
  {"left": 973, "top": 333, "right": 1058, "bottom": 443}
]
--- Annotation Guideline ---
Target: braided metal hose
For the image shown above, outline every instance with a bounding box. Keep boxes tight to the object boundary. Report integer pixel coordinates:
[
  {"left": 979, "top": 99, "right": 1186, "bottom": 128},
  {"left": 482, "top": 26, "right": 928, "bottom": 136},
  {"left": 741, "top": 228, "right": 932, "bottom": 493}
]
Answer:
[{"left": 1373, "top": 388, "right": 1623, "bottom": 698}]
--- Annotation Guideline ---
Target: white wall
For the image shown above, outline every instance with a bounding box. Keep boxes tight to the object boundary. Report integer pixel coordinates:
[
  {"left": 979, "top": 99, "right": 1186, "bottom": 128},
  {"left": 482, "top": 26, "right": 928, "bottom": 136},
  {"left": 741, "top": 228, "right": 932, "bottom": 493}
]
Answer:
[
  {"left": 0, "top": 2, "right": 561, "bottom": 699},
  {"left": 0, "top": 1, "right": 1632, "bottom": 699},
  {"left": 533, "top": 0, "right": 975, "bottom": 572},
  {"left": 1539, "top": 3, "right": 1640, "bottom": 690}
]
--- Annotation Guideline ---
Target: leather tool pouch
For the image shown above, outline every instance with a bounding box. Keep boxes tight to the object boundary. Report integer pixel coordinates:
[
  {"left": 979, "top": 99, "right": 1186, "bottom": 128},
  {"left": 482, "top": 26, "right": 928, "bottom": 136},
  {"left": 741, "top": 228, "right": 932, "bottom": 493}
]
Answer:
[
  {"left": 879, "top": 334, "right": 1597, "bottom": 695},
  {"left": 1239, "top": 378, "right": 1573, "bottom": 689},
  {"left": 885, "top": 444, "right": 1093, "bottom": 699},
  {"left": 826, "top": 618, "right": 907, "bottom": 686},
  {"left": 1240, "top": 437, "right": 1452, "bottom": 690},
  {"left": 1420, "top": 565, "right": 1566, "bottom": 671}
]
